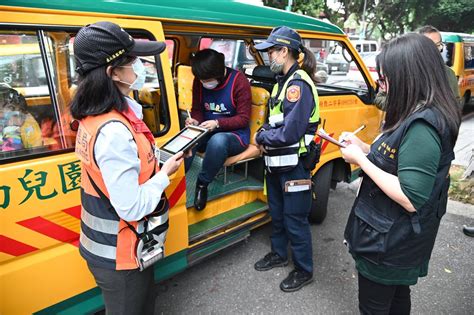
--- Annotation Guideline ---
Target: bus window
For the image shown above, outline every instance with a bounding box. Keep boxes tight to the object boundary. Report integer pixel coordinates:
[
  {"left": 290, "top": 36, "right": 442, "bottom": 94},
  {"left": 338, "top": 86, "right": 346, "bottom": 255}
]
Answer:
[
  {"left": 165, "top": 39, "right": 175, "bottom": 66},
  {"left": 121, "top": 36, "right": 171, "bottom": 135},
  {"left": 0, "top": 32, "right": 54, "bottom": 159},
  {"left": 464, "top": 44, "right": 474, "bottom": 69},
  {"left": 260, "top": 38, "right": 369, "bottom": 90},
  {"left": 202, "top": 38, "right": 258, "bottom": 71}
]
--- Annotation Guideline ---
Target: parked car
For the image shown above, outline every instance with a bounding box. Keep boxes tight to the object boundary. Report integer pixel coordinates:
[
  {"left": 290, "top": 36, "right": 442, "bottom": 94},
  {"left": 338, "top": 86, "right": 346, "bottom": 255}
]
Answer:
[
  {"left": 351, "top": 40, "right": 379, "bottom": 54},
  {"left": 347, "top": 51, "right": 380, "bottom": 83},
  {"left": 325, "top": 46, "right": 350, "bottom": 74}
]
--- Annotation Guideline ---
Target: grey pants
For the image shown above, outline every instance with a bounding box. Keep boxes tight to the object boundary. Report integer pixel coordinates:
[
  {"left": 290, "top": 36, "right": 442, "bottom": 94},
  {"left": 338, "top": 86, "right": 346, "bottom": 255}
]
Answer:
[{"left": 87, "top": 263, "right": 156, "bottom": 315}]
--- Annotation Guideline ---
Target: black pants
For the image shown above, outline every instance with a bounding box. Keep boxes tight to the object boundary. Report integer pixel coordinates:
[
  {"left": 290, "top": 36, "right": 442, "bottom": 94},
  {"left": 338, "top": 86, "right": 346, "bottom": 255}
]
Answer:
[
  {"left": 88, "top": 263, "right": 156, "bottom": 315},
  {"left": 358, "top": 273, "right": 411, "bottom": 315}
]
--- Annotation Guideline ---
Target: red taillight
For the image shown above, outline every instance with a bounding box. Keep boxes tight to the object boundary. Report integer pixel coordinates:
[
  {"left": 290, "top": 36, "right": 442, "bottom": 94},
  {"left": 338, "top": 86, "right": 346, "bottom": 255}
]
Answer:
[
  {"left": 368, "top": 66, "right": 376, "bottom": 72},
  {"left": 350, "top": 65, "right": 358, "bottom": 71}
]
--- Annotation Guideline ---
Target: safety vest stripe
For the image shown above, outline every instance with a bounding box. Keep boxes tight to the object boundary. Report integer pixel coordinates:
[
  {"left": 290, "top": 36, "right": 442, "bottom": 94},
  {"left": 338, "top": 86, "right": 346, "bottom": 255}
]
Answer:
[
  {"left": 264, "top": 154, "right": 299, "bottom": 167},
  {"left": 265, "top": 135, "right": 314, "bottom": 150},
  {"left": 148, "top": 212, "right": 169, "bottom": 228},
  {"left": 81, "top": 207, "right": 120, "bottom": 235},
  {"left": 80, "top": 231, "right": 117, "bottom": 260}
]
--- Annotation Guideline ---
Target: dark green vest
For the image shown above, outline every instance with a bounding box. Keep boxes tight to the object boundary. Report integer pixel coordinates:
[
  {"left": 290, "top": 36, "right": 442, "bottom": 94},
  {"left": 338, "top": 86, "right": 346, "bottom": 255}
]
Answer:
[{"left": 344, "top": 108, "right": 455, "bottom": 268}]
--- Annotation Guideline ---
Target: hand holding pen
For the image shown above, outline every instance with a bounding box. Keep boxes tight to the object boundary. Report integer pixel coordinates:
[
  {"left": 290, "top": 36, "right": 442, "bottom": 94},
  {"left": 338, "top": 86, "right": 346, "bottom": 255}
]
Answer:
[
  {"left": 185, "top": 109, "right": 199, "bottom": 126},
  {"left": 339, "top": 125, "right": 370, "bottom": 155}
]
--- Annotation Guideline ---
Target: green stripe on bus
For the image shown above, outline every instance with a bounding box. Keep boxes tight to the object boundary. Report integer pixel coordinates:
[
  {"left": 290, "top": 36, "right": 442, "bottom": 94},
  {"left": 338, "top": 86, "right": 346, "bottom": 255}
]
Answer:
[
  {"left": 2, "top": 0, "right": 343, "bottom": 34},
  {"left": 350, "top": 168, "right": 362, "bottom": 182},
  {"left": 35, "top": 250, "right": 188, "bottom": 315},
  {"left": 188, "top": 200, "right": 267, "bottom": 240}
]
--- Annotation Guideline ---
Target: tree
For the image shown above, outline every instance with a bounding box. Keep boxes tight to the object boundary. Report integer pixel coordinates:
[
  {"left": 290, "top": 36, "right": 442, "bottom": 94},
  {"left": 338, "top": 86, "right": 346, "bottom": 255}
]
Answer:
[{"left": 421, "top": 0, "right": 474, "bottom": 33}]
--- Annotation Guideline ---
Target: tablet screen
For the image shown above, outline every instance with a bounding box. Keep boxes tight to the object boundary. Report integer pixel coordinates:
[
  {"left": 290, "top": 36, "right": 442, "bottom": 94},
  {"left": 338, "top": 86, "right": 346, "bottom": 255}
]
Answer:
[{"left": 162, "top": 127, "right": 206, "bottom": 153}]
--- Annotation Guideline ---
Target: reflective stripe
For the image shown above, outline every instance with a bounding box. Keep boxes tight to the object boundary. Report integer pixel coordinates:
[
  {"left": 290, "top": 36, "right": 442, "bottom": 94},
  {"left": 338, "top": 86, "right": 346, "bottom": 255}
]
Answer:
[
  {"left": 147, "top": 211, "right": 169, "bottom": 230},
  {"left": 80, "top": 231, "right": 117, "bottom": 260},
  {"left": 81, "top": 207, "right": 120, "bottom": 235},
  {"left": 136, "top": 221, "right": 145, "bottom": 234},
  {"left": 82, "top": 206, "right": 147, "bottom": 234},
  {"left": 266, "top": 142, "right": 299, "bottom": 150},
  {"left": 264, "top": 154, "right": 299, "bottom": 167},
  {"left": 269, "top": 113, "right": 284, "bottom": 127},
  {"left": 265, "top": 134, "right": 314, "bottom": 151},
  {"left": 152, "top": 230, "right": 167, "bottom": 247}
]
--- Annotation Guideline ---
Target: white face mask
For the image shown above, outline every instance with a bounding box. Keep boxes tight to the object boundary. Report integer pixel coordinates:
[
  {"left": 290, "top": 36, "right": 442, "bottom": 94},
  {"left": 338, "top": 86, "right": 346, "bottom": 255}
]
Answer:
[
  {"left": 119, "top": 58, "right": 147, "bottom": 90},
  {"left": 201, "top": 80, "right": 219, "bottom": 90}
]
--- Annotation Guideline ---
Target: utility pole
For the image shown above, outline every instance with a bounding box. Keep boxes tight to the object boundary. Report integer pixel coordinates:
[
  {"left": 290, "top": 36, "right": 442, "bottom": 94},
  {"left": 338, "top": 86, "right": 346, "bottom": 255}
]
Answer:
[
  {"left": 360, "top": 0, "right": 367, "bottom": 40},
  {"left": 286, "top": 0, "right": 293, "bottom": 11}
]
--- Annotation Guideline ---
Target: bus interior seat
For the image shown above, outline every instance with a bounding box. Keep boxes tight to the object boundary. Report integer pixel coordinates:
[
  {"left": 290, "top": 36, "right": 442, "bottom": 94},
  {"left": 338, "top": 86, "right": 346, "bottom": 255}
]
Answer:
[
  {"left": 176, "top": 64, "right": 194, "bottom": 126},
  {"left": 246, "top": 65, "right": 276, "bottom": 92},
  {"left": 222, "top": 85, "right": 269, "bottom": 183},
  {"left": 138, "top": 87, "right": 161, "bottom": 134}
]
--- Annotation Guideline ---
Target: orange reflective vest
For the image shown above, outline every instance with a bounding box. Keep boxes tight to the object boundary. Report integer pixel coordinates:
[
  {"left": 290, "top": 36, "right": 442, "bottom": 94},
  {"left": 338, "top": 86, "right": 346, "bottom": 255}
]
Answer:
[{"left": 75, "top": 107, "right": 162, "bottom": 270}]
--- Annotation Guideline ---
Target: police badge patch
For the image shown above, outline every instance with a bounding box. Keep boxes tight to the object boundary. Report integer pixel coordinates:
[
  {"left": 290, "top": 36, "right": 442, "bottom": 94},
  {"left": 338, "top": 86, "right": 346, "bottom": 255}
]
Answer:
[{"left": 286, "top": 85, "right": 301, "bottom": 102}]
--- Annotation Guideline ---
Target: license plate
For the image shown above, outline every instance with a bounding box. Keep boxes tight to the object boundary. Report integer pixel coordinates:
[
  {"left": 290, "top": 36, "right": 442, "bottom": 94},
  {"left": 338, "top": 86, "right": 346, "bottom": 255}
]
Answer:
[{"left": 331, "top": 66, "right": 337, "bottom": 70}]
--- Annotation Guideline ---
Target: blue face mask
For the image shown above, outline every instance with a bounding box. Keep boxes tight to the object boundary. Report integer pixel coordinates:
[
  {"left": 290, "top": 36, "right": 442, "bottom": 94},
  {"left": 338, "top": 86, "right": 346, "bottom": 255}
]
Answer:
[
  {"left": 4, "top": 110, "right": 21, "bottom": 121},
  {"left": 119, "top": 58, "right": 147, "bottom": 90}
]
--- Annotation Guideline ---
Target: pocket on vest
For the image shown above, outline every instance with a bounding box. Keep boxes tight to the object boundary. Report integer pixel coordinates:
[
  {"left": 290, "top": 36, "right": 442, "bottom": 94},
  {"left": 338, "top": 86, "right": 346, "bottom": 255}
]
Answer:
[
  {"left": 349, "top": 198, "right": 394, "bottom": 264},
  {"left": 436, "top": 176, "right": 450, "bottom": 219}
]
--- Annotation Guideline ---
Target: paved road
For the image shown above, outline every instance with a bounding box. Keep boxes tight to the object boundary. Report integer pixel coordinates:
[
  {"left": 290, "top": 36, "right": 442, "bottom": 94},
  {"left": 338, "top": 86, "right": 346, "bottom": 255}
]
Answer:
[
  {"left": 153, "top": 109, "right": 474, "bottom": 314},
  {"left": 154, "top": 181, "right": 473, "bottom": 314}
]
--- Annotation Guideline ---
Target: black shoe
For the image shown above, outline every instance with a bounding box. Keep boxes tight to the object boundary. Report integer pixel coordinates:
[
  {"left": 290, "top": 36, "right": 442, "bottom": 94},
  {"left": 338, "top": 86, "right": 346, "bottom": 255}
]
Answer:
[
  {"left": 254, "top": 252, "right": 288, "bottom": 271},
  {"left": 463, "top": 225, "right": 474, "bottom": 237},
  {"left": 280, "top": 269, "right": 313, "bottom": 292},
  {"left": 194, "top": 183, "right": 208, "bottom": 211}
]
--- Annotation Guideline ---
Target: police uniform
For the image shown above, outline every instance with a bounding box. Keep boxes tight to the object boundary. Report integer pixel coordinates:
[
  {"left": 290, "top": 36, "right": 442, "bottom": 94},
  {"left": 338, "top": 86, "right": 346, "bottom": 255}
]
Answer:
[{"left": 256, "top": 61, "right": 319, "bottom": 275}]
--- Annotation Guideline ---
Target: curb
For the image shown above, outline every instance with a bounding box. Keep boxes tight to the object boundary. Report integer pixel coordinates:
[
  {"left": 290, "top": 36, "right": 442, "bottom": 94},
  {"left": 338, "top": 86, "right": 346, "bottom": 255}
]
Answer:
[{"left": 461, "top": 111, "right": 474, "bottom": 121}]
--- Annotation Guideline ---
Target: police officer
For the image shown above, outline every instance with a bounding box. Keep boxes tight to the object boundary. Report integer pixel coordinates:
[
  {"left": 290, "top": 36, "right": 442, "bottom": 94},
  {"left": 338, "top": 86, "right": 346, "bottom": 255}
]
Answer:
[{"left": 253, "top": 26, "right": 320, "bottom": 292}]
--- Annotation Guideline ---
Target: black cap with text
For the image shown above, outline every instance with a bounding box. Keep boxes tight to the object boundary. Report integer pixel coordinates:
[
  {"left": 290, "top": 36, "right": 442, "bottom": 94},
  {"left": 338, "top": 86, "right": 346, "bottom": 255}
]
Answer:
[{"left": 74, "top": 21, "right": 166, "bottom": 75}]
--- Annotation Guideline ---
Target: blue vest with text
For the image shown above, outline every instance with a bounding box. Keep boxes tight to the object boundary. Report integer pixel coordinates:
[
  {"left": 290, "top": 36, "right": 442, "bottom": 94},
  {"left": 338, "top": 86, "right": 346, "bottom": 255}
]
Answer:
[{"left": 201, "top": 69, "right": 250, "bottom": 146}]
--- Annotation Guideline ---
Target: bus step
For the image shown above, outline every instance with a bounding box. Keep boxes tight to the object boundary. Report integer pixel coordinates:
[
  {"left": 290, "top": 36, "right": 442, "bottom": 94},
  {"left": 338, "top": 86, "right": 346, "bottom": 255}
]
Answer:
[
  {"left": 187, "top": 210, "right": 270, "bottom": 267},
  {"left": 188, "top": 200, "right": 268, "bottom": 244}
]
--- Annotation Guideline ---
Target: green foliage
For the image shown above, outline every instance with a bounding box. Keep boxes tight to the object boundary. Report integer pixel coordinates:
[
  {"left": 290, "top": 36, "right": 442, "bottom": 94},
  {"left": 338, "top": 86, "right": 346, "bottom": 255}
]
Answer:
[
  {"left": 263, "top": 0, "right": 473, "bottom": 39},
  {"left": 422, "top": 0, "right": 474, "bottom": 33}
]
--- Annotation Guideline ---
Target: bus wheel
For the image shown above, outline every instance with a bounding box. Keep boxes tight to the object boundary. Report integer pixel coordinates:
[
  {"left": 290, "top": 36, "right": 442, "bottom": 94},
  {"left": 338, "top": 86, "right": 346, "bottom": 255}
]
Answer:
[
  {"left": 463, "top": 91, "right": 471, "bottom": 110},
  {"left": 309, "top": 162, "right": 333, "bottom": 224}
]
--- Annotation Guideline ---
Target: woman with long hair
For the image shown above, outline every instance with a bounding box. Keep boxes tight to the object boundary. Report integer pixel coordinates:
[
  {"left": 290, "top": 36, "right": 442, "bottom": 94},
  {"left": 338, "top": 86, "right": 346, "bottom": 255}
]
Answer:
[
  {"left": 340, "top": 33, "right": 461, "bottom": 313},
  {"left": 253, "top": 26, "right": 320, "bottom": 292},
  {"left": 71, "top": 21, "right": 183, "bottom": 314}
]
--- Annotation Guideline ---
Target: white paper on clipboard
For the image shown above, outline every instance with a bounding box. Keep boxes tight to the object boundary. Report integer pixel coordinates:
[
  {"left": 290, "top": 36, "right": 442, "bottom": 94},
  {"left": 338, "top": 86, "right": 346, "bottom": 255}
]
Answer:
[{"left": 316, "top": 129, "right": 347, "bottom": 148}]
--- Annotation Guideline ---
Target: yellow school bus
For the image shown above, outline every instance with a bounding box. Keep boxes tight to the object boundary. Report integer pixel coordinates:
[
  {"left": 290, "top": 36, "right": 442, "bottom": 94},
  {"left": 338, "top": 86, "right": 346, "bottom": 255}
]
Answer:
[
  {"left": 442, "top": 32, "right": 474, "bottom": 109},
  {"left": 0, "top": 1, "right": 383, "bottom": 313}
]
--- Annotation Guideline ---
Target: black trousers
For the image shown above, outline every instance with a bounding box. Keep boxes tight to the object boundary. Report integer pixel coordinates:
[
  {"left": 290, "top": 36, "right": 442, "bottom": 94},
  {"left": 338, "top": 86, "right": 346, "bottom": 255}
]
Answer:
[
  {"left": 88, "top": 263, "right": 156, "bottom": 315},
  {"left": 358, "top": 273, "right": 411, "bottom": 315}
]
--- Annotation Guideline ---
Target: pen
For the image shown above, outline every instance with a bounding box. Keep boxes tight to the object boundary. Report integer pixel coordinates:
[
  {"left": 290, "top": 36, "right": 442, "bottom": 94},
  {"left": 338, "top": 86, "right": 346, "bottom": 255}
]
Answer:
[
  {"left": 186, "top": 109, "right": 192, "bottom": 120},
  {"left": 351, "top": 124, "right": 366, "bottom": 136},
  {"left": 341, "top": 125, "right": 366, "bottom": 144}
]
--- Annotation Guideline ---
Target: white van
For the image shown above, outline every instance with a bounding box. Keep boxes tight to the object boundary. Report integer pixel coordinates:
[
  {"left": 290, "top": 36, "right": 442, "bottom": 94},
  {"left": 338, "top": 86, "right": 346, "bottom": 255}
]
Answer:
[{"left": 352, "top": 40, "right": 379, "bottom": 53}]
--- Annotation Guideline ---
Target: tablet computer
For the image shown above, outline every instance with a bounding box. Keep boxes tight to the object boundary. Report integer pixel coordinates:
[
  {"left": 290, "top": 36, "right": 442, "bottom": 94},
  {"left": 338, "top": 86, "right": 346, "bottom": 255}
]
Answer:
[{"left": 158, "top": 125, "right": 208, "bottom": 163}]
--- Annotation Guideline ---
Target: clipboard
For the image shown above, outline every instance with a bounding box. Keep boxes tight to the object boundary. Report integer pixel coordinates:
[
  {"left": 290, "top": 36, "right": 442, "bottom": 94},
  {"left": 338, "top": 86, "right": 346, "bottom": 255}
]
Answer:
[{"left": 316, "top": 130, "right": 347, "bottom": 148}]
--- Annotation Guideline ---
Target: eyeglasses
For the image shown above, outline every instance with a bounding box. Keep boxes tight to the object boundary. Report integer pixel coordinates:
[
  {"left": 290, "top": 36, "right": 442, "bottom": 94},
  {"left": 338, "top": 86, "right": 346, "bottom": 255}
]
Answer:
[
  {"left": 377, "top": 75, "right": 386, "bottom": 90},
  {"left": 435, "top": 41, "right": 445, "bottom": 51}
]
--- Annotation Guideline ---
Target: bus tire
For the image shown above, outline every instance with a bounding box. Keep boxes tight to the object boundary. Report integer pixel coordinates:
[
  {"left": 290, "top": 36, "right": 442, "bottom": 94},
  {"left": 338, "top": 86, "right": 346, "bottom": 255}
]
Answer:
[
  {"left": 463, "top": 91, "right": 471, "bottom": 110},
  {"left": 309, "top": 162, "right": 333, "bottom": 224}
]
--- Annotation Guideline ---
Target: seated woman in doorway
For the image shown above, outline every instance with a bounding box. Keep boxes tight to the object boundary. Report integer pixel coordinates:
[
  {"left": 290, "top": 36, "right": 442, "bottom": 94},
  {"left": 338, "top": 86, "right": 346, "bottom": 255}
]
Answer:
[{"left": 185, "top": 49, "right": 251, "bottom": 211}]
